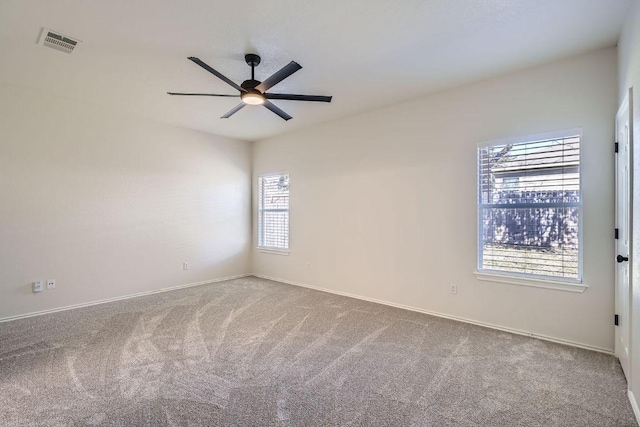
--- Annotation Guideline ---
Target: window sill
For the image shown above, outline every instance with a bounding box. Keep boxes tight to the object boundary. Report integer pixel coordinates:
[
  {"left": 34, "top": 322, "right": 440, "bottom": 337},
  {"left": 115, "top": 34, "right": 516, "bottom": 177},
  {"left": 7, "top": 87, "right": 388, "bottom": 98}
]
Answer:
[
  {"left": 474, "top": 271, "right": 587, "bottom": 293},
  {"left": 257, "top": 247, "right": 290, "bottom": 256}
]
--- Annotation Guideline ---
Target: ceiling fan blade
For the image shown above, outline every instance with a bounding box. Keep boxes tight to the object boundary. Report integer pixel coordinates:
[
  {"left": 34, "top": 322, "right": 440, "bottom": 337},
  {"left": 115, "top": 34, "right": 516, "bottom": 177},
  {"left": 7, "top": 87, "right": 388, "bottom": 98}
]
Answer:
[
  {"left": 263, "top": 100, "right": 292, "bottom": 121},
  {"left": 221, "top": 103, "right": 246, "bottom": 119},
  {"left": 264, "top": 93, "right": 332, "bottom": 102},
  {"left": 188, "top": 57, "right": 245, "bottom": 92},
  {"left": 167, "top": 92, "right": 240, "bottom": 97},
  {"left": 256, "top": 61, "right": 302, "bottom": 93}
]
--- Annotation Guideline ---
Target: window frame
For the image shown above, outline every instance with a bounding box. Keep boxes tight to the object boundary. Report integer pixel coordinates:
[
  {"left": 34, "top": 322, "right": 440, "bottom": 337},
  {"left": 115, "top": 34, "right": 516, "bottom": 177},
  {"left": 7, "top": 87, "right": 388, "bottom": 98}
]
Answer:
[
  {"left": 475, "top": 129, "right": 586, "bottom": 293},
  {"left": 257, "top": 171, "right": 290, "bottom": 255}
]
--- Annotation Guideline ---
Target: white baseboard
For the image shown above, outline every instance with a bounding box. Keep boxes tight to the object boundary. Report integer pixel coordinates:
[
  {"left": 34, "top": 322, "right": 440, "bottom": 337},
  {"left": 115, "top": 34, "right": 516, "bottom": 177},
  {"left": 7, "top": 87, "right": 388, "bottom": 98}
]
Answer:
[
  {"left": 2, "top": 272, "right": 615, "bottom": 356},
  {"left": 252, "top": 274, "right": 614, "bottom": 355},
  {"left": 0, "top": 274, "right": 251, "bottom": 323},
  {"left": 630, "top": 390, "right": 640, "bottom": 426}
]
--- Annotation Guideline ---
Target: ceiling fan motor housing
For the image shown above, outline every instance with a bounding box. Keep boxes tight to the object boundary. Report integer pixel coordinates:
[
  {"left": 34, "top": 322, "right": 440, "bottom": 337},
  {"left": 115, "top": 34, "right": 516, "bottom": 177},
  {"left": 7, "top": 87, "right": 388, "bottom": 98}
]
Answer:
[{"left": 241, "top": 79, "right": 261, "bottom": 90}]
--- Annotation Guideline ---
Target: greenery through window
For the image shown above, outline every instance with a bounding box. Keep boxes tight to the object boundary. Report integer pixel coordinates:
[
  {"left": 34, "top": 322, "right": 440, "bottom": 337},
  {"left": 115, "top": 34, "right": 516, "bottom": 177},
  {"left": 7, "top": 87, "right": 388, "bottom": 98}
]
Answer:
[{"left": 478, "top": 132, "right": 581, "bottom": 281}]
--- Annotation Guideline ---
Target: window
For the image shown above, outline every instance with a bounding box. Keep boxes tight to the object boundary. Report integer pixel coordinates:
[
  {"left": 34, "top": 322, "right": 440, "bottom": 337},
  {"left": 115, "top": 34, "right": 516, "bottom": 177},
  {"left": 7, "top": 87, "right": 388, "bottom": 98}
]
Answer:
[
  {"left": 477, "top": 130, "right": 581, "bottom": 282},
  {"left": 258, "top": 172, "right": 290, "bottom": 251},
  {"left": 502, "top": 177, "right": 519, "bottom": 189}
]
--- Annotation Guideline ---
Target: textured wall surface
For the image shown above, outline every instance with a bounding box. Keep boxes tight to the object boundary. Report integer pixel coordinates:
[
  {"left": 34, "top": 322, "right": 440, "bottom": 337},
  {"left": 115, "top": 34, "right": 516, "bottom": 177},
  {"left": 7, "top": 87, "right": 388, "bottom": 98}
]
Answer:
[
  {"left": 253, "top": 48, "right": 618, "bottom": 352},
  {"left": 0, "top": 85, "right": 251, "bottom": 319}
]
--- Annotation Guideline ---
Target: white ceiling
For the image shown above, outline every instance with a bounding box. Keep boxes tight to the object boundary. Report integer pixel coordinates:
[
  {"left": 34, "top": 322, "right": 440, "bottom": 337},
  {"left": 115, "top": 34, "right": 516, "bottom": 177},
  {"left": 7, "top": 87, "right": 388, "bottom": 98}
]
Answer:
[{"left": 0, "top": 0, "right": 632, "bottom": 141}]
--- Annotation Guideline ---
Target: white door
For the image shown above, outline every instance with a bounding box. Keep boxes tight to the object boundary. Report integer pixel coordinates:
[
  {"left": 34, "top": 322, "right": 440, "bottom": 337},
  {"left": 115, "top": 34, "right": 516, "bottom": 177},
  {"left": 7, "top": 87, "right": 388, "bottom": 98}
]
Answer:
[{"left": 615, "top": 89, "right": 632, "bottom": 380}]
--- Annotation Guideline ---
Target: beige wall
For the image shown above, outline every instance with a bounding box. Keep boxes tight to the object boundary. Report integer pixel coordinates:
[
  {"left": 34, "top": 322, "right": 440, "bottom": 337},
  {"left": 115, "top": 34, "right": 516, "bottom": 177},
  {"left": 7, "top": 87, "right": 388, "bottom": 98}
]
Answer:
[
  {"left": 252, "top": 47, "right": 618, "bottom": 352},
  {"left": 619, "top": 0, "right": 640, "bottom": 418},
  {"left": 0, "top": 85, "right": 251, "bottom": 319}
]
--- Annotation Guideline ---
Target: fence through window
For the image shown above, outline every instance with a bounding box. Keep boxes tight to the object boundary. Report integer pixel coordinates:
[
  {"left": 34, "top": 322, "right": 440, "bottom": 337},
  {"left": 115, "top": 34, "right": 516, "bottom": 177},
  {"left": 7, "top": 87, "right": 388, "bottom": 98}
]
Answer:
[{"left": 478, "top": 133, "right": 581, "bottom": 280}]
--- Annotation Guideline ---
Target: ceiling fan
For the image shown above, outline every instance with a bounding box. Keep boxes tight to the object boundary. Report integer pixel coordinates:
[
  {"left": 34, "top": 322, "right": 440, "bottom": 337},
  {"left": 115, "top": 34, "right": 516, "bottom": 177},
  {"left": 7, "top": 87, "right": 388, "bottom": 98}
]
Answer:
[{"left": 168, "top": 54, "right": 332, "bottom": 121}]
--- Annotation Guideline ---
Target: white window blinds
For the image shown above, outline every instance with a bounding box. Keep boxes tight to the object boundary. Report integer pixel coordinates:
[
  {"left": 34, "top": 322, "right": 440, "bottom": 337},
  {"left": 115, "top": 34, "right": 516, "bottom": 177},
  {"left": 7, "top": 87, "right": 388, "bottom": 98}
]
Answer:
[
  {"left": 478, "top": 132, "right": 581, "bottom": 281},
  {"left": 258, "top": 172, "right": 290, "bottom": 250}
]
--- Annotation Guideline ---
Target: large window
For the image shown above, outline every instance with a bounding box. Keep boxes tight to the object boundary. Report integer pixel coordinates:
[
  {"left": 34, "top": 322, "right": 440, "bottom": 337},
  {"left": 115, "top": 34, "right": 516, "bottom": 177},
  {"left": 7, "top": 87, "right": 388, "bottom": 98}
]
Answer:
[
  {"left": 477, "top": 130, "right": 582, "bottom": 282},
  {"left": 258, "top": 172, "right": 290, "bottom": 251}
]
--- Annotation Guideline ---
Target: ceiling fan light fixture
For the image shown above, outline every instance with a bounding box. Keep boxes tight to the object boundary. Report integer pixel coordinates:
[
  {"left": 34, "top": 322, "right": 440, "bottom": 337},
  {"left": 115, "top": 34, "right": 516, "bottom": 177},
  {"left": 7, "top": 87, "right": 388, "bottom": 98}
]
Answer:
[{"left": 241, "top": 90, "right": 265, "bottom": 105}]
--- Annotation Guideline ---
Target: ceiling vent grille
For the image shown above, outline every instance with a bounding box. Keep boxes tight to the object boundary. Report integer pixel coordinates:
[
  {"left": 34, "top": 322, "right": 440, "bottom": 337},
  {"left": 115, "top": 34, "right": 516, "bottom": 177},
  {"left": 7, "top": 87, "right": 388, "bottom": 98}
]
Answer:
[{"left": 38, "top": 28, "right": 80, "bottom": 54}]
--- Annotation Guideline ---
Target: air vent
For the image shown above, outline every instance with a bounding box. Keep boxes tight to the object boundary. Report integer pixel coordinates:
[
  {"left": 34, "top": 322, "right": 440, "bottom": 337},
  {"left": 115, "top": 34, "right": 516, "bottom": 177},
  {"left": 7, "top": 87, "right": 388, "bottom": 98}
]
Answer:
[{"left": 38, "top": 28, "right": 80, "bottom": 54}]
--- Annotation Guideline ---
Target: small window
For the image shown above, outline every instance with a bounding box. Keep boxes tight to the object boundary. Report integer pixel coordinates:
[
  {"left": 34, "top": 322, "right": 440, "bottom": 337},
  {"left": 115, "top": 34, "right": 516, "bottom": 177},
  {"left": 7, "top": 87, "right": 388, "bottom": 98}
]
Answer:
[
  {"left": 477, "top": 131, "right": 582, "bottom": 282},
  {"left": 258, "top": 172, "right": 290, "bottom": 251},
  {"left": 502, "top": 177, "right": 519, "bottom": 189}
]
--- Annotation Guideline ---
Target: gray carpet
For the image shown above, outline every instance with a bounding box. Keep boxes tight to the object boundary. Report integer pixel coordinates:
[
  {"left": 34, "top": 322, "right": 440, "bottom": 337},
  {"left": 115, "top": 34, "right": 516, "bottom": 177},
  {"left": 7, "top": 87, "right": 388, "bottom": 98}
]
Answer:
[{"left": 0, "top": 276, "right": 636, "bottom": 426}]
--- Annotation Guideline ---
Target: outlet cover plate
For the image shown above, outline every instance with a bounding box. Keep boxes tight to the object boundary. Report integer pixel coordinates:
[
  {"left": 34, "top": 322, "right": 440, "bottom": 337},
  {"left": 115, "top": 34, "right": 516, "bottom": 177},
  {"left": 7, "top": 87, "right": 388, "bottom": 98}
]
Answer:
[{"left": 33, "top": 280, "right": 44, "bottom": 293}]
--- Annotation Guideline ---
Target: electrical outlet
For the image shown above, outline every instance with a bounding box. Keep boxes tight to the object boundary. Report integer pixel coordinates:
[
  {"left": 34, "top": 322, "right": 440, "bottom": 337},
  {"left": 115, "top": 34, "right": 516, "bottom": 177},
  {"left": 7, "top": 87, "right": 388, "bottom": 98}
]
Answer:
[
  {"left": 32, "top": 280, "right": 44, "bottom": 293},
  {"left": 183, "top": 262, "right": 189, "bottom": 270},
  {"left": 449, "top": 284, "right": 457, "bottom": 295},
  {"left": 305, "top": 263, "right": 311, "bottom": 271},
  {"left": 47, "top": 279, "right": 56, "bottom": 290}
]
